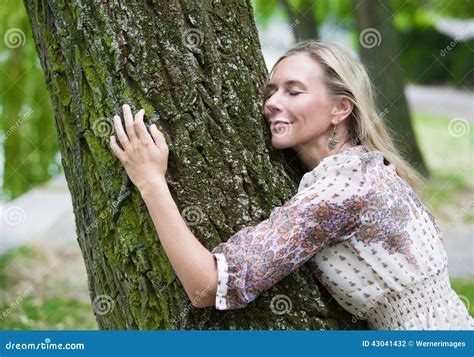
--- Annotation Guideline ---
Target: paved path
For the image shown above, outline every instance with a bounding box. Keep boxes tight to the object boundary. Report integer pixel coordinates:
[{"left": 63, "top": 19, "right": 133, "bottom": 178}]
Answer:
[
  {"left": 0, "top": 174, "right": 76, "bottom": 255},
  {"left": 405, "top": 84, "right": 474, "bottom": 122},
  {"left": 442, "top": 226, "right": 473, "bottom": 278}
]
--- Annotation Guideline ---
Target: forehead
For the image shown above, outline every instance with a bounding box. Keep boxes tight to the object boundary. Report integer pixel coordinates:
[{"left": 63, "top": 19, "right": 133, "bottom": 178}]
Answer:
[{"left": 269, "top": 52, "right": 324, "bottom": 84}]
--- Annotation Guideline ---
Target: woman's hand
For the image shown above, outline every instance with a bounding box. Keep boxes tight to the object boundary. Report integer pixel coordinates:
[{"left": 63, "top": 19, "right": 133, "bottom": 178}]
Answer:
[{"left": 109, "top": 104, "right": 169, "bottom": 193}]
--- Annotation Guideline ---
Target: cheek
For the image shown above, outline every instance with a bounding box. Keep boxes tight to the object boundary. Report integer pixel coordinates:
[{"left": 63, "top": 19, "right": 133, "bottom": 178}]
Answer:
[{"left": 294, "top": 97, "right": 331, "bottom": 122}]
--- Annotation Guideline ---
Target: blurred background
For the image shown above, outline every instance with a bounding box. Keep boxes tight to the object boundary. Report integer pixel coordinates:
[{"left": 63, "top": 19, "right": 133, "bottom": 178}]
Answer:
[{"left": 0, "top": 0, "right": 472, "bottom": 329}]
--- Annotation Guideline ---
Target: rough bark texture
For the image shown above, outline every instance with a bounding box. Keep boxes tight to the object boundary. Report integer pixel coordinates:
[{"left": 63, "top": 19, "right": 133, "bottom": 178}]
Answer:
[
  {"left": 23, "top": 0, "right": 366, "bottom": 330},
  {"left": 354, "top": 0, "right": 429, "bottom": 177}
]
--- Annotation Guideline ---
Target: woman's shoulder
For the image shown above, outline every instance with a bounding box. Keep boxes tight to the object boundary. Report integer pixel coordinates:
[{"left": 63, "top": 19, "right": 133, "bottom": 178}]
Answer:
[
  {"left": 334, "top": 144, "right": 393, "bottom": 173},
  {"left": 310, "top": 145, "right": 386, "bottom": 174},
  {"left": 297, "top": 145, "right": 387, "bottom": 192}
]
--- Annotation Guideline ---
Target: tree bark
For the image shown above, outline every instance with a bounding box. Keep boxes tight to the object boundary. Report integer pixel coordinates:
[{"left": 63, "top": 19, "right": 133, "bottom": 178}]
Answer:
[
  {"left": 354, "top": 0, "right": 429, "bottom": 177},
  {"left": 23, "top": 0, "right": 365, "bottom": 330}
]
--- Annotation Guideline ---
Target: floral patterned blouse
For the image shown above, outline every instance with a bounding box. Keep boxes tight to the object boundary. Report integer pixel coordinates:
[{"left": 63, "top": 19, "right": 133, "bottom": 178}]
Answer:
[{"left": 211, "top": 145, "right": 474, "bottom": 330}]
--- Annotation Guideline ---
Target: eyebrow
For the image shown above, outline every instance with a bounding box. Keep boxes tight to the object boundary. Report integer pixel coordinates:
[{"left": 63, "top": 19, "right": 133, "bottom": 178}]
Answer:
[{"left": 263, "top": 80, "right": 306, "bottom": 98}]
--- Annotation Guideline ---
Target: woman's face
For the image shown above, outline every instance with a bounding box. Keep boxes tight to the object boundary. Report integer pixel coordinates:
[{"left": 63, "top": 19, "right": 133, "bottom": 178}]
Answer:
[{"left": 263, "top": 52, "right": 336, "bottom": 150}]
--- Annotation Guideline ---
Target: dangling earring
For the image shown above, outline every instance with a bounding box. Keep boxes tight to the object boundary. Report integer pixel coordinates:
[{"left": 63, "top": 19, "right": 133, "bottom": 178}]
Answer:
[{"left": 328, "top": 124, "right": 338, "bottom": 150}]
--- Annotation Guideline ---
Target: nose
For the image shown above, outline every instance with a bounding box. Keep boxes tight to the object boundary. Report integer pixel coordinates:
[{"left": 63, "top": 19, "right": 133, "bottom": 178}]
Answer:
[{"left": 264, "top": 92, "right": 283, "bottom": 118}]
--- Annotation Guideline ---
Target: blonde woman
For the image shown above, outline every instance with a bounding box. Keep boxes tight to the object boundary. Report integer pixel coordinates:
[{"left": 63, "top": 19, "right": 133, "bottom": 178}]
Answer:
[{"left": 110, "top": 40, "right": 473, "bottom": 330}]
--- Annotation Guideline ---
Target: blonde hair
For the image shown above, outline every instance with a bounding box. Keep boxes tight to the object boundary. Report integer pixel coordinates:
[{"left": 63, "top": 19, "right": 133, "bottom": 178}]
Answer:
[{"left": 271, "top": 40, "right": 424, "bottom": 194}]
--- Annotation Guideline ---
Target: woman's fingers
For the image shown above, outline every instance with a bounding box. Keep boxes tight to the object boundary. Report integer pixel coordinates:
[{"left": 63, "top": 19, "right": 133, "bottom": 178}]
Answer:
[
  {"left": 133, "top": 109, "right": 154, "bottom": 145},
  {"left": 123, "top": 104, "right": 137, "bottom": 140},
  {"left": 150, "top": 124, "right": 167, "bottom": 149},
  {"left": 113, "top": 115, "right": 130, "bottom": 149},
  {"left": 110, "top": 135, "right": 126, "bottom": 162},
  {"left": 113, "top": 104, "right": 157, "bottom": 150}
]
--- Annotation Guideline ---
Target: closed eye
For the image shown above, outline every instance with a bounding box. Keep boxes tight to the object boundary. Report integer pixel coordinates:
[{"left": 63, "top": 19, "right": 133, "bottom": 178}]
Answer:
[
  {"left": 289, "top": 91, "right": 302, "bottom": 96},
  {"left": 263, "top": 89, "right": 302, "bottom": 103}
]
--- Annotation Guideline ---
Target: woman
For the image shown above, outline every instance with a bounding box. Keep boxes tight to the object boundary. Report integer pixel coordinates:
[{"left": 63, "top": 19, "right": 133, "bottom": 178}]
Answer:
[{"left": 109, "top": 40, "right": 473, "bottom": 330}]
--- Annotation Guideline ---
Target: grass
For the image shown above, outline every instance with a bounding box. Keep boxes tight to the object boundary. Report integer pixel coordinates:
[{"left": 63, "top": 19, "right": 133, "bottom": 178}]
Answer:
[
  {"left": 0, "top": 245, "right": 35, "bottom": 288},
  {"left": 1, "top": 296, "right": 97, "bottom": 330},
  {"left": 412, "top": 111, "right": 473, "bottom": 224},
  {"left": 412, "top": 111, "right": 473, "bottom": 317},
  {"left": 450, "top": 277, "right": 474, "bottom": 317},
  {"left": 0, "top": 243, "right": 98, "bottom": 330}
]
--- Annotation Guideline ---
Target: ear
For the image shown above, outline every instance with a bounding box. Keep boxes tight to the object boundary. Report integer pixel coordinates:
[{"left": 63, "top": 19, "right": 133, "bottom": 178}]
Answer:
[{"left": 330, "top": 98, "right": 353, "bottom": 125}]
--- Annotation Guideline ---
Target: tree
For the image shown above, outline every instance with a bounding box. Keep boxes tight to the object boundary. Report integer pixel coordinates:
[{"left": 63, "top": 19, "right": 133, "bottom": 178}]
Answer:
[
  {"left": 23, "top": 0, "right": 365, "bottom": 330},
  {"left": 354, "top": 0, "right": 429, "bottom": 177},
  {"left": 280, "top": 0, "right": 319, "bottom": 41}
]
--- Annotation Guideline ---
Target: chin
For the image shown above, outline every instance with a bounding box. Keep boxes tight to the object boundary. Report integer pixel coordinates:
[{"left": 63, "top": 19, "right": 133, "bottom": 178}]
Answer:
[{"left": 271, "top": 138, "right": 294, "bottom": 149}]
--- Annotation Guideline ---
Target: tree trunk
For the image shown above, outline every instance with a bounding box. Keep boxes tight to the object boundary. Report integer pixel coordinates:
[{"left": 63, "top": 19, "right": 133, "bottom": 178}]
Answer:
[
  {"left": 281, "top": 0, "right": 319, "bottom": 41},
  {"left": 354, "top": 0, "right": 429, "bottom": 177},
  {"left": 23, "top": 0, "right": 365, "bottom": 330}
]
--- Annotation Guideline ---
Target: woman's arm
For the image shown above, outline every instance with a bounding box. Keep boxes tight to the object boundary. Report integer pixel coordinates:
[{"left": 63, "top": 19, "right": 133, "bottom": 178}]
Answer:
[
  {"left": 139, "top": 178, "right": 218, "bottom": 308},
  {"left": 109, "top": 104, "right": 217, "bottom": 308}
]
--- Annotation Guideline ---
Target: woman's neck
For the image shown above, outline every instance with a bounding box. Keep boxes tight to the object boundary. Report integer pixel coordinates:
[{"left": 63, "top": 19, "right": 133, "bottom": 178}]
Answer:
[{"left": 295, "top": 137, "right": 353, "bottom": 171}]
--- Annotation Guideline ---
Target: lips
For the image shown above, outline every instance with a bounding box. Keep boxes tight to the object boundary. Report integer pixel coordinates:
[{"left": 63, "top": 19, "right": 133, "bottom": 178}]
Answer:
[{"left": 270, "top": 120, "right": 293, "bottom": 129}]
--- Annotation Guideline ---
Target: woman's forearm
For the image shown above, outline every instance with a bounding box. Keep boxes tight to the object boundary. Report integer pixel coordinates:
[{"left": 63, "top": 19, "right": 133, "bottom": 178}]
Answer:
[{"left": 139, "top": 177, "right": 217, "bottom": 307}]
